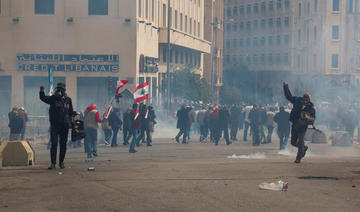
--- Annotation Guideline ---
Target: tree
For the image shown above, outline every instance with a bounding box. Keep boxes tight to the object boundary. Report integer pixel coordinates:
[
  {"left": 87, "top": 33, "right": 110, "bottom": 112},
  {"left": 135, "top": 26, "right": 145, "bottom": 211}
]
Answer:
[
  {"left": 220, "top": 64, "right": 256, "bottom": 104},
  {"left": 171, "top": 67, "right": 213, "bottom": 103}
]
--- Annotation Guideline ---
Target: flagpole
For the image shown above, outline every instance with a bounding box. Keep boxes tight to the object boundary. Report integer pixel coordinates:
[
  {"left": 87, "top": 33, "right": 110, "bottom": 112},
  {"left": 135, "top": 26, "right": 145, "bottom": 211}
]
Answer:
[{"left": 166, "top": 0, "right": 171, "bottom": 114}]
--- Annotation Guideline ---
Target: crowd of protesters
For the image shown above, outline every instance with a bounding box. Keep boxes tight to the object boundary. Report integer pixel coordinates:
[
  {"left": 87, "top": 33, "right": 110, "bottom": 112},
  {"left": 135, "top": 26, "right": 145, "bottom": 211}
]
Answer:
[{"left": 174, "top": 103, "right": 291, "bottom": 150}]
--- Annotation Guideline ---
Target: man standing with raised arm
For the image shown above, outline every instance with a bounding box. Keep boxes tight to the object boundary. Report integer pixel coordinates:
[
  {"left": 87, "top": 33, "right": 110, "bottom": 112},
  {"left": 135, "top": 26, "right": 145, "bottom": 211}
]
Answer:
[{"left": 283, "top": 82, "right": 316, "bottom": 163}]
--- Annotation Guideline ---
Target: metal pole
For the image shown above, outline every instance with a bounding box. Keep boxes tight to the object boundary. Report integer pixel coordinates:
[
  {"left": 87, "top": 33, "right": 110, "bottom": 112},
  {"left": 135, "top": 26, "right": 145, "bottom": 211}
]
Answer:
[
  {"left": 210, "top": 1, "right": 214, "bottom": 98},
  {"left": 166, "top": 0, "right": 171, "bottom": 112}
]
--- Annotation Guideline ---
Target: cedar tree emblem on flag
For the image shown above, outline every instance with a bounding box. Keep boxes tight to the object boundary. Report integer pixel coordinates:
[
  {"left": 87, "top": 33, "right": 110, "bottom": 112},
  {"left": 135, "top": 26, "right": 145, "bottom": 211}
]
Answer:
[{"left": 134, "top": 81, "right": 149, "bottom": 103}]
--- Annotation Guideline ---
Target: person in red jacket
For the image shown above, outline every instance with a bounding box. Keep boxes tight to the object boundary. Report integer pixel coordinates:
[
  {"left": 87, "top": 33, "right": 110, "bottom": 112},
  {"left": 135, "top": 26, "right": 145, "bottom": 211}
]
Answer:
[{"left": 83, "top": 104, "right": 103, "bottom": 162}]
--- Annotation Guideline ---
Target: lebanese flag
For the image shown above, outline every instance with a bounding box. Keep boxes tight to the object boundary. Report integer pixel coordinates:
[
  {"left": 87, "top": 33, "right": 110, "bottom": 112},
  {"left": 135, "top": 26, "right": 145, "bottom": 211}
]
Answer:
[
  {"left": 134, "top": 81, "right": 149, "bottom": 103},
  {"left": 104, "top": 106, "right": 112, "bottom": 119},
  {"left": 134, "top": 105, "right": 139, "bottom": 120},
  {"left": 115, "top": 80, "right": 128, "bottom": 96}
]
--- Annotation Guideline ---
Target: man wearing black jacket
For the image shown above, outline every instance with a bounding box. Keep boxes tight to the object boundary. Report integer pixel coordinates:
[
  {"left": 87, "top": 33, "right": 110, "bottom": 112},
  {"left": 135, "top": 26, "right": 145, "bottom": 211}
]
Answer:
[
  {"left": 274, "top": 106, "right": 290, "bottom": 150},
  {"left": 108, "top": 107, "right": 122, "bottom": 147},
  {"left": 40, "top": 83, "right": 76, "bottom": 169},
  {"left": 283, "top": 82, "right": 316, "bottom": 163}
]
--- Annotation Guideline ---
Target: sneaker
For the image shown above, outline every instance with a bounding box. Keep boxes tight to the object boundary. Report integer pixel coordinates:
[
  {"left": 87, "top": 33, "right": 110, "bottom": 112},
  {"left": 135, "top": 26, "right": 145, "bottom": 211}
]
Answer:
[
  {"left": 104, "top": 140, "right": 110, "bottom": 145},
  {"left": 85, "top": 158, "right": 94, "bottom": 162},
  {"left": 226, "top": 141, "right": 232, "bottom": 145},
  {"left": 302, "top": 146, "right": 309, "bottom": 158},
  {"left": 129, "top": 150, "right": 137, "bottom": 153},
  {"left": 175, "top": 137, "right": 180, "bottom": 143},
  {"left": 147, "top": 144, "right": 152, "bottom": 147},
  {"left": 294, "top": 159, "right": 301, "bottom": 163},
  {"left": 59, "top": 163, "right": 65, "bottom": 169},
  {"left": 48, "top": 164, "right": 56, "bottom": 170},
  {"left": 92, "top": 152, "right": 98, "bottom": 157}
]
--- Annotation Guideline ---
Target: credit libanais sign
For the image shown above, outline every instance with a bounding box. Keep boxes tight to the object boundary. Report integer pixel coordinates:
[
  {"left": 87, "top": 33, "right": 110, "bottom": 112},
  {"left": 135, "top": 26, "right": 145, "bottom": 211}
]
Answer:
[{"left": 17, "top": 54, "right": 119, "bottom": 73}]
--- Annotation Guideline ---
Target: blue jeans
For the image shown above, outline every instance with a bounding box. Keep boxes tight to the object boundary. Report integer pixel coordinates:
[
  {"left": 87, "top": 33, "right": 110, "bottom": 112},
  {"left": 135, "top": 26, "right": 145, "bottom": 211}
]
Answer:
[
  {"left": 103, "top": 129, "right": 112, "bottom": 144},
  {"left": 130, "top": 129, "right": 140, "bottom": 151},
  {"left": 84, "top": 128, "right": 98, "bottom": 157},
  {"left": 21, "top": 127, "right": 26, "bottom": 140},
  {"left": 111, "top": 127, "right": 119, "bottom": 146}
]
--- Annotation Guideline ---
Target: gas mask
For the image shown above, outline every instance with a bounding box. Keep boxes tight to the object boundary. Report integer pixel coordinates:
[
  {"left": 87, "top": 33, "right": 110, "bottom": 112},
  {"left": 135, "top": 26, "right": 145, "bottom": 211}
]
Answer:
[{"left": 55, "top": 87, "right": 66, "bottom": 97}]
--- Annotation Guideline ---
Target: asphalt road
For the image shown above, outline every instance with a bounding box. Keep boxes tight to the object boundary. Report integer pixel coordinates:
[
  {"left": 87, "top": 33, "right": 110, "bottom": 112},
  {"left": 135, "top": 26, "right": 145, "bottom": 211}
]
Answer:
[{"left": 1, "top": 137, "right": 360, "bottom": 212}]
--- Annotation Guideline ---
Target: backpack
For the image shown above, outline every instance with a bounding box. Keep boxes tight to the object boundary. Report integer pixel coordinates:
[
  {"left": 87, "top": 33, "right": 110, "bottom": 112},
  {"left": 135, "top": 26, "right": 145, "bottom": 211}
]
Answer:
[{"left": 71, "top": 119, "right": 86, "bottom": 141}]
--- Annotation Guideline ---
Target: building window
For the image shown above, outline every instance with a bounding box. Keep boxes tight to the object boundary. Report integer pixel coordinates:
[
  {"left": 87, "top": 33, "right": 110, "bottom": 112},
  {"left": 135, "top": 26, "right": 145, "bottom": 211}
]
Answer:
[
  {"left": 240, "top": 22, "right": 244, "bottom": 31},
  {"left": 276, "top": 17, "right": 281, "bottom": 28},
  {"left": 240, "top": 6, "right": 245, "bottom": 15},
  {"left": 314, "top": 0, "right": 318, "bottom": 13},
  {"left": 145, "top": 0, "right": 149, "bottom": 19},
  {"left": 314, "top": 26, "right": 317, "bottom": 40},
  {"left": 313, "top": 54, "right": 317, "bottom": 69},
  {"left": 332, "top": 25, "right": 340, "bottom": 40},
  {"left": 261, "top": 2, "right": 266, "bottom": 13},
  {"left": 185, "top": 53, "right": 189, "bottom": 64},
  {"left": 194, "top": 20, "right": 196, "bottom": 35},
  {"left": 175, "top": 10, "right": 178, "bottom": 29},
  {"left": 333, "top": 0, "right": 340, "bottom": 11},
  {"left": 277, "top": 0, "right": 282, "bottom": 9},
  {"left": 163, "top": 48, "right": 167, "bottom": 62},
  {"left": 284, "top": 53, "right": 289, "bottom": 65},
  {"left": 246, "top": 21, "right": 251, "bottom": 31},
  {"left": 348, "top": 0, "right": 354, "bottom": 13},
  {"left": 180, "top": 13, "right": 183, "bottom": 31},
  {"left": 180, "top": 52, "right": 184, "bottom": 64},
  {"left": 298, "top": 3, "right": 302, "bottom": 16},
  {"left": 227, "top": 23, "right": 231, "bottom": 32},
  {"left": 152, "top": 0, "right": 154, "bottom": 21},
  {"left": 268, "top": 18, "right": 273, "bottom": 28},
  {"left": 276, "top": 53, "right": 281, "bottom": 64},
  {"left": 269, "top": 1, "right": 274, "bottom": 10},
  {"left": 307, "top": 2, "right": 310, "bottom": 16},
  {"left": 284, "top": 34, "right": 289, "bottom": 45},
  {"left": 261, "top": 19, "right": 266, "bottom": 29},
  {"left": 240, "top": 39, "right": 244, "bottom": 47},
  {"left": 268, "top": 36, "right": 273, "bottom": 46},
  {"left": 254, "top": 20, "right": 258, "bottom": 31},
  {"left": 261, "top": 54, "right": 265, "bottom": 64},
  {"left": 198, "top": 22, "right": 200, "bottom": 37},
  {"left": 163, "top": 4, "right": 167, "bottom": 27},
  {"left": 332, "top": 54, "right": 339, "bottom": 68},
  {"left": 170, "top": 50, "right": 173, "bottom": 63},
  {"left": 185, "top": 16, "right": 187, "bottom": 32},
  {"left": 253, "top": 37, "right": 258, "bottom": 47},
  {"left": 247, "top": 4, "right": 252, "bottom": 14},
  {"left": 227, "top": 7, "right": 231, "bottom": 16},
  {"left": 233, "top": 7, "right": 238, "bottom": 16},
  {"left": 233, "top": 39, "right": 237, "bottom": 48},
  {"left": 139, "top": 0, "right": 142, "bottom": 17},
  {"left": 190, "top": 18, "right": 192, "bottom": 34},
  {"left": 233, "top": 23, "right": 237, "bottom": 32},
  {"left": 285, "top": 0, "right": 290, "bottom": 9},
  {"left": 253, "top": 54, "right": 258, "bottom": 63},
  {"left": 246, "top": 38, "right": 251, "bottom": 47},
  {"left": 35, "top": 0, "right": 55, "bottom": 15},
  {"left": 261, "top": 37, "right": 265, "bottom": 46},
  {"left": 298, "top": 29, "right": 301, "bottom": 43},
  {"left": 226, "top": 40, "right": 231, "bottom": 48},
  {"left": 284, "top": 16, "right": 290, "bottom": 27},
  {"left": 175, "top": 51, "right": 178, "bottom": 64},
  {"left": 268, "top": 53, "right": 273, "bottom": 63},
  {"left": 298, "top": 55, "right": 301, "bottom": 69},
  {"left": 276, "top": 35, "right": 281, "bottom": 45},
  {"left": 254, "top": 3, "right": 259, "bottom": 13}
]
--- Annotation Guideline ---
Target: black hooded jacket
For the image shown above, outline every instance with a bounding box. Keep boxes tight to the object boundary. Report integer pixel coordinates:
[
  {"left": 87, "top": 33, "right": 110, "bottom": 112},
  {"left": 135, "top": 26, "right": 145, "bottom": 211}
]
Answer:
[
  {"left": 40, "top": 91, "right": 75, "bottom": 128},
  {"left": 283, "top": 84, "right": 316, "bottom": 123}
]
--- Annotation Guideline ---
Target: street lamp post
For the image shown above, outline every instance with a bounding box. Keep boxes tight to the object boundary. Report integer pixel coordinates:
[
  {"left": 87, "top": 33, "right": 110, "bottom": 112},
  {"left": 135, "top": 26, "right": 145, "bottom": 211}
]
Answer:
[{"left": 166, "top": 0, "right": 171, "bottom": 112}]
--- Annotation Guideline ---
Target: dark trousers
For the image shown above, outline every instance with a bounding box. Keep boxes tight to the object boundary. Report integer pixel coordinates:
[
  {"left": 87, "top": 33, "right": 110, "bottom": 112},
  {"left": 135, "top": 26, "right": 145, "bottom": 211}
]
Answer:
[
  {"left": 123, "top": 128, "right": 132, "bottom": 144},
  {"left": 176, "top": 126, "right": 189, "bottom": 143},
  {"left": 291, "top": 120, "right": 308, "bottom": 160},
  {"left": 243, "top": 122, "right": 250, "bottom": 140},
  {"left": 215, "top": 126, "right": 230, "bottom": 145},
  {"left": 199, "top": 124, "right": 208, "bottom": 141},
  {"left": 111, "top": 127, "right": 119, "bottom": 146},
  {"left": 50, "top": 125, "right": 69, "bottom": 165},
  {"left": 230, "top": 122, "right": 239, "bottom": 140},
  {"left": 266, "top": 125, "right": 274, "bottom": 143},
  {"left": 103, "top": 129, "right": 112, "bottom": 144},
  {"left": 251, "top": 124, "right": 260, "bottom": 146},
  {"left": 277, "top": 130, "right": 289, "bottom": 150}
]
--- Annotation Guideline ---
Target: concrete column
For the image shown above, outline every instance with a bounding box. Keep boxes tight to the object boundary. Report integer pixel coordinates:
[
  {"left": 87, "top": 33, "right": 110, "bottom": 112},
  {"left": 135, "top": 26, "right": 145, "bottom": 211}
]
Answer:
[
  {"left": 66, "top": 76, "right": 77, "bottom": 111},
  {"left": 12, "top": 74, "right": 24, "bottom": 107}
]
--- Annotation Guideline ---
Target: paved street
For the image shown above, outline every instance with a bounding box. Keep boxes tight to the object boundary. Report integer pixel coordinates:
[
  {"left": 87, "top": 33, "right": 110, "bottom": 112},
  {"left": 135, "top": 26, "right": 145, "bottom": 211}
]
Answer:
[{"left": 1, "top": 137, "right": 360, "bottom": 212}]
